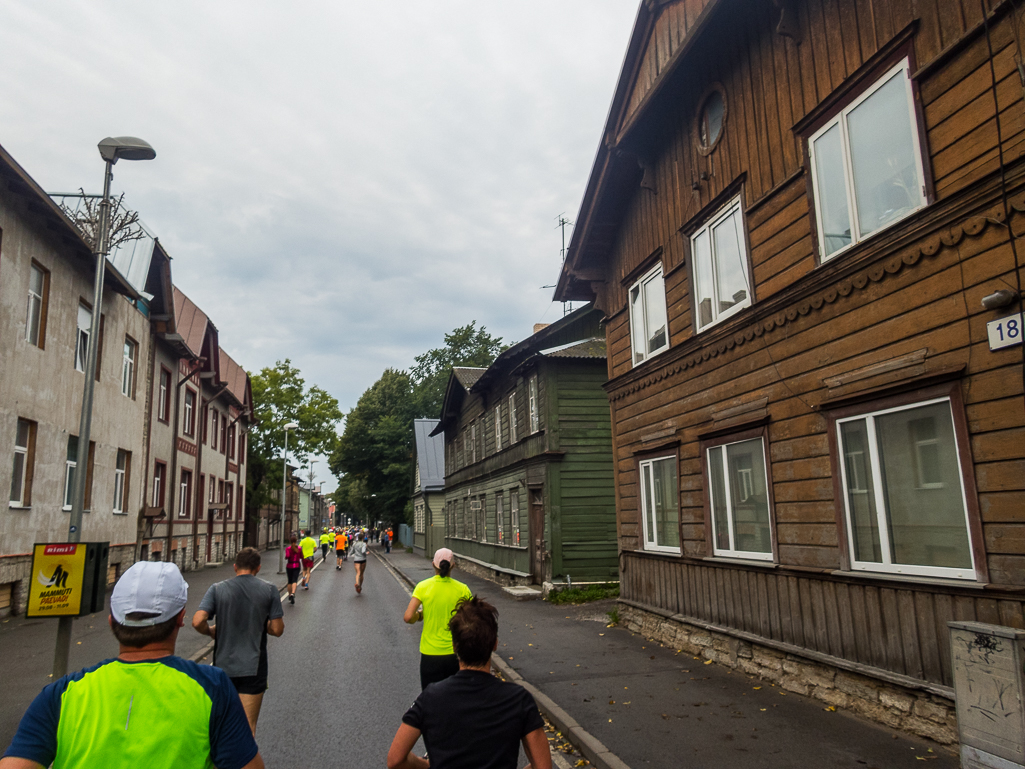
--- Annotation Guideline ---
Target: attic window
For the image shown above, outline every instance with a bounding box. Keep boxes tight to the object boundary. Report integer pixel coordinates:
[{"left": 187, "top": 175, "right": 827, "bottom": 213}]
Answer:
[{"left": 696, "top": 84, "right": 726, "bottom": 155}]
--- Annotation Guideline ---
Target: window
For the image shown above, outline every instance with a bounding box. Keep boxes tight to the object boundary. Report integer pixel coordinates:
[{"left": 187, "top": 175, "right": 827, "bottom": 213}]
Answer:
[
  {"left": 113, "top": 449, "right": 130, "bottom": 514},
  {"left": 706, "top": 437, "right": 773, "bottom": 560},
  {"left": 158, "top": 368, "right": 171, "bottom": 423},
  {"left": 63, "top": 436, "right": 79, "bottom": 510},
  {"left": 691, "top": 196, "right": 752, "bottom": 332},
  {"left": 239, "top": 434, "right": 245, "bottom": 464},
  {"left": 629, "top": 264, "right": 669, "bottom": 365},
  {"left": 26, "top": 262, "right": 49, "bottom": 348},
  {"left": 121, "top": 338, "right": 137, "bottom": 398},
  {"left": 528, "top": 376, "right": 540, "bottom": 433},
  {"left": 225, "top": 484, "right": 233, "bottom": 519},
  {"left": 494, "top": 407, "right": 502, "bottom": 452},
  {"left": 237, "top": 484, "right": 244, "bottom": 519},
  {"left": 836, "top": 397, "right": 975, "bottom": 580},
  {"left": 210, "top": 409, "right": 218, "bottom": 450},
  {"left": 639, "top": 455, "right": 680, "bottom": 553},
  {"left": 179, "top": 469, "right": 192, "bottom": 518},
  {"left": 201, "top": 403, "right": 208, "bottom": 443},
  {"left": 153, "top": 462, "right": 166, "bottom": 509},
  {"left": 479, "top": 495, "right": 487, "bottom": 543},
  {"left": 809, "top": 59, "right": 926, "bottom": 261},
  {"left": 220, "top": 415, "right": 227, "bottom": 454},
  {"left": 470, "top": 422, "right": 477, "bottom": 464},
  {"left": 496, "top": 494, "right": 505, "bottom": 544},
  {"left": 75, "top": 303, "right": 91, "bottom": 372},
  {"left": 698, "top": 88, "right": 725, "bottom": 150},
  {"left": 509, "top": 394, "right": 519, "bottom": 443},
  {"left": 511, "top": 489, "right": 521, "bottom": 546},
  {"left": 183, "top": 389, "right": 196, "bottom": 437},
  {"left": 209, "top": 475, "right": 217, "bottom": 505},
  {"left": 228, "top": 425, "right": 236, "bottom": 461},
  {"left": 10, "top": 419, "right": 35, "bottom": 507}
]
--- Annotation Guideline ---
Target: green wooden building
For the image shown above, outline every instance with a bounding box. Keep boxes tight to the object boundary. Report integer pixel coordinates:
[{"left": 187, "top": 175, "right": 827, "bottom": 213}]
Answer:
[{"left": 431, "top": 305, "right": 617, "bottom": 587}]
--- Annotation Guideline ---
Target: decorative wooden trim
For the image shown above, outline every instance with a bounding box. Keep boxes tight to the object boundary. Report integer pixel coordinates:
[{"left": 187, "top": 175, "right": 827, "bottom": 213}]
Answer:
[
  {"left": 745, "top": 167, "right": 805, "bottom": 217},
  {"left": 176, "top": 437, "right": 197, "bottom": 457},
  {"left": 815, "top": 365, "right": 965, "bottom": 411},
  {"left": 606, "top": 192, "right": 1025, "bottom": 401},
  {"left": 912, "top": 0, "right": 1014, "bottom": 82},
  {"left": 620, "top": 246, "right": 664, "bottom": 287},
  {"left": 678, "top": 173, "right": 747, "bottom": 236}
]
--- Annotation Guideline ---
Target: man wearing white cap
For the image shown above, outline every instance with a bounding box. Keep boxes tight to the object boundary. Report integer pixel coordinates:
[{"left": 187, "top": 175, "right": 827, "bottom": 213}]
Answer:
[
  {"left": 403, "top": 547, "right": 472, "bottom": 689},
  {"left": 0, "top": 561, "right": 263, "bottom": 769}
]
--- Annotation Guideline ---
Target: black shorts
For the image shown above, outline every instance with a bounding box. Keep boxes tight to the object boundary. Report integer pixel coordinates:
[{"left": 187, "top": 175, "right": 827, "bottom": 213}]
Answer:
[
  {"left": 286, "top": 566, "right": 301, "bottom": 583},
  {"left": 420, "top": 653, "right": 460, "bottom": 690},
  {"left": 230, "top": 674, "right": 268, "bottom": 695}
]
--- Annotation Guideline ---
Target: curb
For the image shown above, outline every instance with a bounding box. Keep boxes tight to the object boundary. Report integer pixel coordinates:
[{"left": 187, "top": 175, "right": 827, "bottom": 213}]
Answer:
[
  {"left": 379, "top": 552, "right": 631, "bottom": 769},
  {"left": 188, "top": 556, "right": 322, "bottom": 663}
]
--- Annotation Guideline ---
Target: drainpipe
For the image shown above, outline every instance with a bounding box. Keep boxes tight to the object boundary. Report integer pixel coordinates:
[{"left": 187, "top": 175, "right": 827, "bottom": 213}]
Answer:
[
  {"left": 165, "top": 360, "right": 200, "bottom": 565},
  {"left": 192, "top": 383, "right": 227, "bottom": 567}
]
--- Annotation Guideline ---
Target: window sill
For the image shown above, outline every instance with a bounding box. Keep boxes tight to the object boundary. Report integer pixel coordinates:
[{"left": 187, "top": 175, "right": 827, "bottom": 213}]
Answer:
[
  {"left": 113, "top": 511, "right": 128, "bottom": 516},
  {"left": 631, "top": 346, "right": 670, "bottom": 370},
  {"left": 635, "top": 547, "right": 681, "bottom": 556},
  {"left": 703, "top": 556, "right": 777, "bottom": 569},
  {"left": 8, "top": 504, "right": 31, "bottom": 511},
  {"left": 830, "top": 569, "right": 985, "bottom": 589}
]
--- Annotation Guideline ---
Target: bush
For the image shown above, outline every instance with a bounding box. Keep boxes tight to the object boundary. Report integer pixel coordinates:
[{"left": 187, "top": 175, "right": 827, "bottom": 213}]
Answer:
[{"left": 545, "top": 582, "right": 620, "bottom": 605}]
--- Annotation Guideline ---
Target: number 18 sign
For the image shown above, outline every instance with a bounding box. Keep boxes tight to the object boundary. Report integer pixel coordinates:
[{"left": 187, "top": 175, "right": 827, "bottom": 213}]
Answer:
[{"left": 987, "top": 312, "right": 1023, "bottom": 351}]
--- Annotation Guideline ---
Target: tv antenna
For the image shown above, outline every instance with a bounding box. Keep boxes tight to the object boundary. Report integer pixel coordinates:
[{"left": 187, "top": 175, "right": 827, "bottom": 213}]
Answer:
[{"left": 555, "top": 214, "right": 574, "bottom": 315}]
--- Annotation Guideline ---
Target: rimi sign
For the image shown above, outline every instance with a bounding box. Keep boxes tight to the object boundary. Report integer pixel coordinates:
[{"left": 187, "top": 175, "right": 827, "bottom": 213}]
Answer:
[{"left": 26, "top": 542, "right": 109, "bottom": 618}]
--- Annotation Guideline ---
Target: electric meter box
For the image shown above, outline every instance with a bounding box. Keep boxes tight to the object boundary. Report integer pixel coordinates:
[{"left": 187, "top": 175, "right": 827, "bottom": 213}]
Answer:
[{"left": 949, "top": 621, "right": 1025, "bottom": 769}]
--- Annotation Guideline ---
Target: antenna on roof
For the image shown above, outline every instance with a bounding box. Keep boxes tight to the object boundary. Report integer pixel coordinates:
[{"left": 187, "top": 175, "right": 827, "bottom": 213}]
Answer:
[{"left": 555, "top": 214, "right": 574, "bottom": 316}]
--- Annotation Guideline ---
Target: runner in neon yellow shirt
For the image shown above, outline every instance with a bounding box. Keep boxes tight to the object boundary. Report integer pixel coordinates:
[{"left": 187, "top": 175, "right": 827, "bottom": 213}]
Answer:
[{"left": 299, "top": 532, "right": 318, "bottom": 589}]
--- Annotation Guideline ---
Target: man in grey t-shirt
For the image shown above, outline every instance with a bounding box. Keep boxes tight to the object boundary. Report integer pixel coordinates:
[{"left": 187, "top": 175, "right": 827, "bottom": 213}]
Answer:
[{"left": 193, "top": 547, "right": 284, "bottom": 735}]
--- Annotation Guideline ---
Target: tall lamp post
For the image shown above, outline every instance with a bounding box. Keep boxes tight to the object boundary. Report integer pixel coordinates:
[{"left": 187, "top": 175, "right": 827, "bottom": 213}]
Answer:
[
  {"left": 278, "top": 422, "right": 298, "bottom": 574},
  {"left": 53, "top": 137, "right": 155, "bottom": 680}
]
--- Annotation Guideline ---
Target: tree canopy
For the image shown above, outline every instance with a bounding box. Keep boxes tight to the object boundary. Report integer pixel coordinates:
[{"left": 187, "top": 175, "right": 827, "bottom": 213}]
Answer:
[
  {"left": 409, "top": 322, "right": 505, "bottom": 419},
  {"left": 246, "top": 359, "right": 342, "bottom": 510}
]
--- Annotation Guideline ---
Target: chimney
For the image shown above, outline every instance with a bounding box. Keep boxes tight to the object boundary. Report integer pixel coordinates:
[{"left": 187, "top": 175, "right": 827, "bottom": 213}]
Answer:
[{"left": 533, "top": 323, "right": 550, "bottom": 335}]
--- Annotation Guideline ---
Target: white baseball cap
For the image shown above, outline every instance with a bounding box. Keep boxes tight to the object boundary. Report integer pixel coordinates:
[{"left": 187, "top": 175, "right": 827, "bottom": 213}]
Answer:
[{"left": 110, "top": 561, "right": 188, "bottom": 627}]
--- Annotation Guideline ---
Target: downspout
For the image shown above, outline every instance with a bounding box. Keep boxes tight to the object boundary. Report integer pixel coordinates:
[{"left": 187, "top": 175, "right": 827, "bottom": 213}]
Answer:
[
  {"left": 190, "top": 400, "right": 205, "bottom": 569},
  {"left": 194, "top": 383, "right": 229, "bottom": 565},
  {"left": 166, "top": 360, "right": 200, "bottom": 565},
  {"left": 135, "top": 334, "right": 157, "bottom": 564}
]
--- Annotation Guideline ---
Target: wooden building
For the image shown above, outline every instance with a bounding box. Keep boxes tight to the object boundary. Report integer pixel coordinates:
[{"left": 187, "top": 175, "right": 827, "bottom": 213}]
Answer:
[
  {"left": 555, "top": 0, "right": 1025, "bottom": 744},
  {"left": 412, "top": 418, "right": 446, "bottom": 558},
  {"left": 433, "top": 305, "right": 617, "bottom": 587}
]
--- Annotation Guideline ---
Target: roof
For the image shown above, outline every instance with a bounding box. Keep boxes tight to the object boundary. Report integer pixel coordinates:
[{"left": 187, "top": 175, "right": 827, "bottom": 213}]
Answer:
[
  {"left": 173, "top": 287, "right": 210, "bottom": 359},
  {"left": 0, "top": 142, "right": 139, "bottom": 300},
  {"left": 413, "top": 419, "right": 446, "bottom": 491},
  {"left": 453, "top": 368, "right": 486, "bottom": 388},
  {"left": 218, "top": 347, "right": 250, "bottom": 408},
  {"left": 540, "top": 338, "right": 607, "bottom": 360}
]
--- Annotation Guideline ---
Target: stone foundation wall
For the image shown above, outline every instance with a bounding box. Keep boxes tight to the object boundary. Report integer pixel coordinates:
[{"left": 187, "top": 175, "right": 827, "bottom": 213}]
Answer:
[
  {"left": 454, "top": 559, "right": 532, "bottom": 588},
  {"left": 620, "top": 603, "right": 957, "bottom": 745}
]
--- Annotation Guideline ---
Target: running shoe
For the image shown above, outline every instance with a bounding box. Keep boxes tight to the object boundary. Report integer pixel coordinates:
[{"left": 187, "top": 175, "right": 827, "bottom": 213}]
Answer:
[{"left": 289, "top": 594, "right": 295, "bottom": 604}]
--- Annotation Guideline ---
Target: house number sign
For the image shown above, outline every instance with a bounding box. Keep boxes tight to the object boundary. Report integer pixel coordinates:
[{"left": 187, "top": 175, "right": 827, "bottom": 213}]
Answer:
[{"left": 987, "top": 312, "right": 1023, "bottom": 351}]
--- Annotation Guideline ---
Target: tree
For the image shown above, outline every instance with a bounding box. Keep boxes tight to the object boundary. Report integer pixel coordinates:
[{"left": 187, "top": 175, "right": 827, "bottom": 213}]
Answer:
[
  {"left": 329, "top": 369, "right": 415, "bottom": 524},
  {"left": 246, "top": 360, "right": 342, "bottom": 512},
  {"left": 409, "top": 322, "right": 505, "bottom": 419}
]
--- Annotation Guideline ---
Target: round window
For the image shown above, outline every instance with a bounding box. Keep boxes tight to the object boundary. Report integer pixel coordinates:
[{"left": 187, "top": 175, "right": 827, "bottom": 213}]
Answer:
[{"left": 696, "top": 85, "right": 727, "bottom": 154}]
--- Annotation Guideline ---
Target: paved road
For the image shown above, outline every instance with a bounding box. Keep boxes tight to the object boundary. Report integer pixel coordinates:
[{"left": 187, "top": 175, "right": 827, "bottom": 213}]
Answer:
[{"left": 254, "top": 555, "right": 426, "bottom": 767}]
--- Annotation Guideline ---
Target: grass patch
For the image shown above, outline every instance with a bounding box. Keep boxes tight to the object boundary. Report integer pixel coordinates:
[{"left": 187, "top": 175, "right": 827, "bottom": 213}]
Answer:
[
  {"left": 606, "top": 606, "right": 620, "bottom": 626},
  {"left": 545, "top": 582, "right": 620, "bottom": 605}
]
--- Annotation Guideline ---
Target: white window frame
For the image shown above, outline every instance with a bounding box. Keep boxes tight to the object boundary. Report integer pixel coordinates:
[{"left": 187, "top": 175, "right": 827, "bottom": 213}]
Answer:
[
  {"left": 690, "top": 195, "right": 752, "bottom": 332},
  {"left": 63, "top": 436, "right": 79, "bottom": 511},
  {"left": 836, "top": 396, "right": 976, "bottom": 580},
  {"left": 496, "top": 493, "right": 505, "bottom": 544},
  {"left": 470, "top": 422, "right": 477, "bottom": 464},
  {"left": 75, "top": 303, "right": 91, "bottom": 372},
  {"left": 628, "top": 264, "right": 670, "bottom": 366},
  {"left": 183, "top": 389, "right": 196, "bottom": 437},
  {"left": 707, "top": 437, "right": 774, "bottom": 561},
  {"left": 808, "top": 58, "right": 927, "bottom": 263},
  {"left": 511, "top": 489, "right": 521, "bottom": 546},
  {"left": 121, "top": 338, "right": 136, "bottom": 397},
  {"left": 494, "top": 407, "right": 502, "bottom": 452},
  {"left": 152, "top": 464, "right": 163, "bottom": 508},
  {"left": 179, "top": 470, "right": 192, "bottom": 518},
  {"left": 639, "top": 455, "right": 681, "bottom": 554},
  {"left": 113, "top": 449, "right": 128, "bottom": 514},
  {"left": 210, "top": 409, "right": 218, "bottom": 450},
  {"left": 10, "top": 419, "right": 32, "bottom": 507},
  {"left": 509, "top": 394, "right": 519, "bottom": 443},
  {"left": 26, "top": 263, "right": 46, "bottom": 347},
  {"left": 528, "top": 376, "right": 540, "bottom": 433},
  {"left": 158, "top": 369, "right": 170, "bottom": 422}
]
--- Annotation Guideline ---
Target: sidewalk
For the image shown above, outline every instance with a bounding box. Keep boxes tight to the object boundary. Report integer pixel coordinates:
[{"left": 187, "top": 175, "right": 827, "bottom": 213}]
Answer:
[
  {"left": 0, "top": 554, "right": 290, "bottom": 750},
  {"left": 379, "top": 548, "right": 959, "bottom": 769}
]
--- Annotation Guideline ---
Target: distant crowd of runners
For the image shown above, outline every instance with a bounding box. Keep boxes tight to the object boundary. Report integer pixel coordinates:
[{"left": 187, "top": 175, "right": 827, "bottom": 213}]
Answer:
[{"left": 283, "top": 524, "right": 394, "bottom": 600}]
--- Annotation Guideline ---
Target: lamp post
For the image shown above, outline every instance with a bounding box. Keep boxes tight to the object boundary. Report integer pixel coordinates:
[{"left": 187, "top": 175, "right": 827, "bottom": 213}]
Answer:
[
  {"left": 53, "top": 137, "right": 155, "bottom": 680},
  {"left": 278, "top": 422, "right": 298, "bottom": 574}
]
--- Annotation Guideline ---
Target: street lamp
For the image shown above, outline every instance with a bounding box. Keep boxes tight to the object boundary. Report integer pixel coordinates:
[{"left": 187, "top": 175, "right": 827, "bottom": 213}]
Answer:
[
  {"left": 54, "top": 137, "right": 155, "bottom": 680},
  {"left": 278, "top": 422, "right": 298, "bottom": 574}
]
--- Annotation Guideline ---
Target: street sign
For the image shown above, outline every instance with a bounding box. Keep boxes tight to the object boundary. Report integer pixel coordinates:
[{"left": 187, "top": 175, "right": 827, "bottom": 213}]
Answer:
[
  {"left": 986, "top": 312, "right": 1023, "bottom": 351},
  {"left": 26, "top": 542, "right": 109, "bottom": 618}
]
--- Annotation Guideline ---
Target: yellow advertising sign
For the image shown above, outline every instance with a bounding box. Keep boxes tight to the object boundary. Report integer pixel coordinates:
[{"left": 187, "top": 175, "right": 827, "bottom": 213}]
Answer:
[{"left": 27, "top": 543, "right": 87, "bottom": 617}]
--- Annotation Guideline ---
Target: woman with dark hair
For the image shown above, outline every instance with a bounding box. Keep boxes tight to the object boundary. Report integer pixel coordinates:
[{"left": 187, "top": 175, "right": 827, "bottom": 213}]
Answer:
[
  {"left": 284, "top": 534, "right": 302, "bottom": 605},
  {"left": 388, "top": 597, "right": 551, "bottom": 769},
  {"left": 350, "top": 532, "right": 369, "bottom": 594},
  {"left": 403, "top": 548, "right": 473, "bottom": 690}
]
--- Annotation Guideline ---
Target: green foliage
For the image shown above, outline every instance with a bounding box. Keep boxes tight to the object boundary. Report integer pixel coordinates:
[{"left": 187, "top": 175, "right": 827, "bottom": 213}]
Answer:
[
  {"left": 607, "top": 606, "right": 620, "bottom": 626},
  {"left": 409, "top": 322, "right": 505, "bottom": 419},
  {"left": 246, "top": 360, "right": 342, "bottom": 510},
  {"left": 545, "top": 583, "right": 620, "bottom": 605}
]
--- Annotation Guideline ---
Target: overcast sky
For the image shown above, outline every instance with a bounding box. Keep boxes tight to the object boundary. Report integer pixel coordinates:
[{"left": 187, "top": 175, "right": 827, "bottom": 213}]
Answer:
[{"left": 1, "top": 2, "right": 637, "bottom": 491}]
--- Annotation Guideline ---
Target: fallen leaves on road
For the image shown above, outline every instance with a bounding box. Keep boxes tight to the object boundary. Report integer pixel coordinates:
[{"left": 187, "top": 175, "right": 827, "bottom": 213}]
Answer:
[
  {"left": 703, "top": 660, "right": 713, "bottom": 665},
  {"left": 823, "top": 706, "right": 836, "bottom": 712}
]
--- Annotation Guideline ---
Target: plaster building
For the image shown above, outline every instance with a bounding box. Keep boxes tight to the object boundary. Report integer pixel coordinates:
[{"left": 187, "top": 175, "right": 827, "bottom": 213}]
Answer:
[{"left": 555, "top": 0, "right": 1025, "bottom": 743}]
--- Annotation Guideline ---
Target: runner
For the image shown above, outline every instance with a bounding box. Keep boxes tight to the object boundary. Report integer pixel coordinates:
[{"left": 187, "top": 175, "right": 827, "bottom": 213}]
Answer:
[
  {"left": 403, "top": 548, "right": 472, "bottom": 689},
  {"left": 299, "top": 530, "right": 318, "bottom": 589},
  {"left": 319, "top": 529, "right": 331, "bottom": 562},
  {"left": 284, "top": 534, "right": 303, "bottom": 604},
  {"left": 351, "top": 533, "right": 368, "bottom": 594},
  {"left": 335, "top": 529, "right": 347, "bottom": 570}
]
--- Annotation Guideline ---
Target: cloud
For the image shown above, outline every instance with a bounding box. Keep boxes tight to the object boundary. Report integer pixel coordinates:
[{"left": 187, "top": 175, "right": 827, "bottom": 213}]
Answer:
[{"left": 0, "top": 0, "right": 637, "bottom": 491}]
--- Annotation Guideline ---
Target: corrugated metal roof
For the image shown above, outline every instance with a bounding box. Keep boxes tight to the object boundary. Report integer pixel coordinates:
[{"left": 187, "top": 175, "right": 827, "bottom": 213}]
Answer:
[
  {"left": 540, "top": 338, "right": 607, "bottom": 359},
  {"left": 453, "top": 367, "right": 486, "bottom": 388},
  {"left": 414, "top": 419, "right": 445, "bottom": 490},
  {"left": 173, "top": 287, "right": 209, "bottom": 359},
  {"left": 218, "top": 347, "right": 248, "bottom": 406}
]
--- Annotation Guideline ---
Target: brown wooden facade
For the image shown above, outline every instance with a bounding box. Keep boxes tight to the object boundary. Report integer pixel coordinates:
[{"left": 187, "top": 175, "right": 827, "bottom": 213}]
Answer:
[{"left": 556, "top": 0, "right": 1025, "bottom": 726}]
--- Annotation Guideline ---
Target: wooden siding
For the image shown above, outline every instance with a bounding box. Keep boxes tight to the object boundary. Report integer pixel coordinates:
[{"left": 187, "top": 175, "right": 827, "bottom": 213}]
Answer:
[{"left": 621, "top": 551, "right": 1025, "bottom": 688}]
